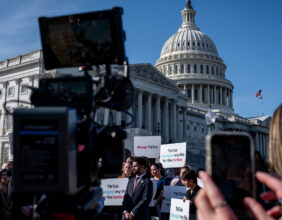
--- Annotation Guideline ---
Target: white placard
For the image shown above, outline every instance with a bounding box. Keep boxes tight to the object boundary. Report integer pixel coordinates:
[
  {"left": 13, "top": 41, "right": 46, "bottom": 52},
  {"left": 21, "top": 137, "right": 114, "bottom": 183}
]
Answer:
[
  {"left": 101, "top": 178, "right": 128, "bottom": 206},
  {"left": 161, "top": 186, "right": 186, "bottom": 213},
  {"left": 134, "top": 136, "right": 161, "bottom": 158},
  {"left": 170, "top": 198, "right": 190, "bottom": 220},
  {"left": 160, "top": 142, "right": 186, "bottom": 168}
]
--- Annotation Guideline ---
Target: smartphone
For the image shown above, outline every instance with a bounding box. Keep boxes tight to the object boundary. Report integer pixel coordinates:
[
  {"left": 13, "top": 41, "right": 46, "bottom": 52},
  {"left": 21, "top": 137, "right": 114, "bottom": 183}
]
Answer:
[{"left": 206, "top": 132, "right": 255, "bottom": 219}]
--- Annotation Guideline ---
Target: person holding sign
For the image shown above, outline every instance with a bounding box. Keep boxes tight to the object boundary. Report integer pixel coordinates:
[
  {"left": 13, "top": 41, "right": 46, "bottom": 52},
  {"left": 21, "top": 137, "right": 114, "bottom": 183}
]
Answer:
[
  {"left": 122, "top": 157, "right": 153, "bottom": 220},
  {"left": 182, "top": 169, "right": 201, "bottom": 220}
]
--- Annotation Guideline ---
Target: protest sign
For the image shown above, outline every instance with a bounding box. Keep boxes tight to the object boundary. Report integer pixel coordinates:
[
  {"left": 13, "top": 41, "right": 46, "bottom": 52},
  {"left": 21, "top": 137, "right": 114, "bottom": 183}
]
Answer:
[
  {"left": 160, "top": 142, "right": 186, "bottom": 168},
  {"left": 161, "top": 185, "right": 186, "bottom": 213},
  {"left": 101, "top": 178, "right": 128, "bottom": 206},
  {"left": 134, "top": 136, "right": 161, "bottom": 158},
  {"left": 170, "top": 198, "right": 190, "bottom": 220}
]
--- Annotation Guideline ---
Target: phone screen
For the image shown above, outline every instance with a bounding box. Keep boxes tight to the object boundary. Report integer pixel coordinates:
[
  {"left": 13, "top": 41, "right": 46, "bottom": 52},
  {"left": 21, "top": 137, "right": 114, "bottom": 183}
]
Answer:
[{"left": 210, "top": 134, "right": 255, "bottom": 219}]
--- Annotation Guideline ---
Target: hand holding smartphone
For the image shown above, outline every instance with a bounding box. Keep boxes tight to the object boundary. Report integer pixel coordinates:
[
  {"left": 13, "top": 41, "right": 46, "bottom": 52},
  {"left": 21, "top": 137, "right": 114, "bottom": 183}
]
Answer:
[{"left": 206, "top": 132, "right": 255, "bottom": 219}]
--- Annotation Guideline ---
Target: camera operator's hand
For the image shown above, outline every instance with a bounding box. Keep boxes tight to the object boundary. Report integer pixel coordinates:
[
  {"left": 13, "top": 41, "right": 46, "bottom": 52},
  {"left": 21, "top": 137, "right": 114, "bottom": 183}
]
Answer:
[
  {"left": 124, "top": 212, "right": 130, "bottom": 219},
  {"left": 195, "top": 171, "right": 237, "bottom": 220},
  {"left": 243, "top": 171, "right": 282, "bottom": 220},
  {"left": 124, "top": 212, "right": 134, "bottom": 220}
]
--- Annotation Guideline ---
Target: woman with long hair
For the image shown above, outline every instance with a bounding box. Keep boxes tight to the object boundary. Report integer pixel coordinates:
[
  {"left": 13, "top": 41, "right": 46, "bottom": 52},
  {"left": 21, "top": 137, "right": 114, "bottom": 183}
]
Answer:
[{"left": 150, "top": 163, "right": 165, "bottom": 219}]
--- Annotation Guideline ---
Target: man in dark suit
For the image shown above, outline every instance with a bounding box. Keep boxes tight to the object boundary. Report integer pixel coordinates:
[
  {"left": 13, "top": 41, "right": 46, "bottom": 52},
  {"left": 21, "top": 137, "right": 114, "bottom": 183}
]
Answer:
[{"left": 122, "top": 157, "right": 153, "bottom": 220}]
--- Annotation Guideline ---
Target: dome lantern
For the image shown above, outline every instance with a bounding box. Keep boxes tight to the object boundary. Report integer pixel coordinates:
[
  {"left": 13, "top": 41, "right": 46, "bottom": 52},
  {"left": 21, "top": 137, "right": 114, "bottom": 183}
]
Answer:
[{"left": 180, "top": 0, "right": 198, "bottom": 31}]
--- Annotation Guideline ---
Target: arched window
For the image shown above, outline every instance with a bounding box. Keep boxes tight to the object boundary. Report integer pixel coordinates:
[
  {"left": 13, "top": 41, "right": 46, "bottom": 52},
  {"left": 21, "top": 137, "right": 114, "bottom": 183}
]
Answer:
[
  {"left": 200, "top": 65, "right": 203, "bottom": 73},
  {"left": 187, "top": 88, "right": 191, "bottom": 99},
  {"left": 187, "top": 64, "right": 191, "bottom": 73},
  {"left": 180, "top": 64, "right": 184, "bottom": 73},
  {"left": 211, "top": 66, "right": 214, "bottom": 75},
  {"left": 206, "top": 65, "right": 209, "bottom": 74},
  {"left": 194, "top": 64, "right": 197, "bottom": 73}
]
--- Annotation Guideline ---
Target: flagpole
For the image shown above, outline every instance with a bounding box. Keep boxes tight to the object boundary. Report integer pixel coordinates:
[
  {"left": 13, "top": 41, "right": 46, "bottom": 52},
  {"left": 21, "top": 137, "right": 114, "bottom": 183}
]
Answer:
[{"left": 261, "top": 97, "right": 264, "bottom": 116}]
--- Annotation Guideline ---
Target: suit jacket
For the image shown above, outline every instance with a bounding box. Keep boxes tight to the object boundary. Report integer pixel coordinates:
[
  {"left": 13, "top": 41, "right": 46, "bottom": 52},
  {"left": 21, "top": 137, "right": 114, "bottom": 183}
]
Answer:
[{"left": 122, "top": 174, "right": 153, "bottom": 220}]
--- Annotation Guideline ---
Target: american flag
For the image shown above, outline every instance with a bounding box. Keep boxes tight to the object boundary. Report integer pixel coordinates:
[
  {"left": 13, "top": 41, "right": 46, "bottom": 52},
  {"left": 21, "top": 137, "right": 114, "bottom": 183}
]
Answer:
[{"left": 255, "top": 89, "right": 263, "bottom": 98}]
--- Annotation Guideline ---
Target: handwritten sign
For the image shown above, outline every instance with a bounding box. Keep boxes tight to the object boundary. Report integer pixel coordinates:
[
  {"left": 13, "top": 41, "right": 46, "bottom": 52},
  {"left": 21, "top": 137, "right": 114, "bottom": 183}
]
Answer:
[
  {"left": 160, "top": 142, "right": 186, "bottom": 168},
  {"left": 134, "top": 136, "right": 161, "bottom": 158},
  {"left": 170, "top": 198, "right": 190, "bottom": 220},
  {"left": 101, "top": 178, "right": 128, "bottom": 206},
  {"left": 161, "top": 186, "right": 187, "bottom": 213}
]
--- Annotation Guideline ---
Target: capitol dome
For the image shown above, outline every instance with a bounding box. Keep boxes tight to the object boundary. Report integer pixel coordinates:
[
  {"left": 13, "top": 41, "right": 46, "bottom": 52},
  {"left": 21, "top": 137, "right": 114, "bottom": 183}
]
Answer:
[
  {"left": 160, "top": 27, "right": 218, "bottom": 58},
  {"left": 155, "top": 0, "right": 234, "bottom": 114}
]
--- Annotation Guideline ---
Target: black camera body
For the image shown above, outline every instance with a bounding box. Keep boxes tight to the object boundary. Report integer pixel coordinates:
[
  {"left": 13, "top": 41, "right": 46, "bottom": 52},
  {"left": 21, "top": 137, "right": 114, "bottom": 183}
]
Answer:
[{"left": 11, "top": 7, "right": 133, "bottom": 219}]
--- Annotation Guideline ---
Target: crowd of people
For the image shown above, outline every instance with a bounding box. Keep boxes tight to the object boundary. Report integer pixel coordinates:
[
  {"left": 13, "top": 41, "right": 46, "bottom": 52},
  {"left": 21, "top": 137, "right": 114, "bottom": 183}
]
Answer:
[
  {"left": 116, "top": 156, "right": 202, "bottom": 220},
  {"left": 116, "top": 104, "right": 282, "bottom": 220},
  {"left": 0, "top": 104, "right": 281, "bottom": 220}
]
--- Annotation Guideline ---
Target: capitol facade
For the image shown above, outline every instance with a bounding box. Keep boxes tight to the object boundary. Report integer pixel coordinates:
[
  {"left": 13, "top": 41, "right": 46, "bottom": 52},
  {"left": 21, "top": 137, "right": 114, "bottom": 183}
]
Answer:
[{"left": 0, "top": 1, "right": 270, "bottom": 169}]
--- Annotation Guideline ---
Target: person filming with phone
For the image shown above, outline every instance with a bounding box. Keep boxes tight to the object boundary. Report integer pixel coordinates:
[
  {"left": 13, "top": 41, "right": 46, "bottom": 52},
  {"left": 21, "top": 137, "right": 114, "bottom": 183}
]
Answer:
[{"left": 195, "top": 104, "right": 282, "bottom": 220}]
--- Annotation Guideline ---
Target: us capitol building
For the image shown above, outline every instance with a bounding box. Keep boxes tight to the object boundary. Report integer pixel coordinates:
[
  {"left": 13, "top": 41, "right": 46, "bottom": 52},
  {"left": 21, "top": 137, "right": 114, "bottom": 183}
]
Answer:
[{"left": 0, "top": 1, "right": 270, "bottom": 168}]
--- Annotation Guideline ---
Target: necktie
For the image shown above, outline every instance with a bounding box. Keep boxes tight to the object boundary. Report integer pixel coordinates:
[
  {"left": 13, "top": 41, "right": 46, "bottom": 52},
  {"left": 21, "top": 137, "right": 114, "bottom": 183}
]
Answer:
[{"left": 133, "top": 176, "right": 140, "bottom": 192}]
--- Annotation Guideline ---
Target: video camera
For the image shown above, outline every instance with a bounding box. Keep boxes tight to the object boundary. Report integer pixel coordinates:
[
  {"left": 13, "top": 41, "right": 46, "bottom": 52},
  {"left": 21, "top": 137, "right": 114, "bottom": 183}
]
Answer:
[{"left": 9, "top": 7, "right": 134, "bottom": 219}]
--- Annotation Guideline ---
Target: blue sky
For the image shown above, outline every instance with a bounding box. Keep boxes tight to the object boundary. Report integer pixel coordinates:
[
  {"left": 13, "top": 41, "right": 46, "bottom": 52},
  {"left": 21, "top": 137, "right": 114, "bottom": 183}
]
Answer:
[{"left": 0, "top": 0, "right": 281, "bottom": 118}]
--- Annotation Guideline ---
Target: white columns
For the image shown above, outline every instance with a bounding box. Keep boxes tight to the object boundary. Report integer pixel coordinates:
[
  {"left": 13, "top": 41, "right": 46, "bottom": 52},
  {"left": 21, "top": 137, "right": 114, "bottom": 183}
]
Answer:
[
  {"left": 230, "top": 90, "right": 233, "bottom": 108},
  {"left": 15, "top": 79, "right": 20, "bottom": 105},
  {"left": 183, "top": 108, "right": 186, "bottom": 139},
  {"left": 176, "top": 105, "right": 180, "bottom": 141},
  {"left": 192, "top": 84, "right": 195, "bottom": 104},
  {"left": 172, "top": 101, "right": 177, "bottom": 142},
  {"left": 223, "top": 88, "right": 226, "bottom": 106},
  {"left": 207, "top": 85, "right": 210, "bottom": 105},
  {"left": 137, "top": 90, "right": 143, "bottom": 128},
  {"left": 199, "top": 84, "right": 202, "bottom": 104},
  {"left": 156, "top": 96, "right": 161, "bottom": 125},
  {"left": 0, "top": 82, "right": 7, "bottom": 135},
  {"left": 214, "top": 86, "right": 217, "bottom": 105},
  {"left": 164, "top": 98, "right": 169, "bottom": 143},
  {"left": 146, "top": 93, "right": 152, "bottom": 131},
  {"left": 227, "top": 89, "right": 229, "bottom": 107},
  {"left": 220, "top": 87, "right": 223, "bottom": 105}
]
